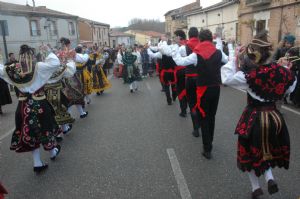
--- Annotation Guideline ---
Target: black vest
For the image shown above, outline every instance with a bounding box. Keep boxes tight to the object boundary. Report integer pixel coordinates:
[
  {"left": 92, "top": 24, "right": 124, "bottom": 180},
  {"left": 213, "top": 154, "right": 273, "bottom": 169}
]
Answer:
[
  {"left": 161, "top": 55, "right": 176, "bottom": 70},
  {"left": 196, "top": 50, "right": 222, "bottom": 86},
  {"left": 185, "top": 46, "right": 197, "bottom": 75}
]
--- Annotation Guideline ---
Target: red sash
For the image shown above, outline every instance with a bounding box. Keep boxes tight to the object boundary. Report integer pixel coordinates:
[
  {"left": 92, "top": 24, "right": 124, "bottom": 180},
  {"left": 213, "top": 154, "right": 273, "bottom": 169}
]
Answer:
[
  {"left": 192, "top": 86, "right": 207, "bottom": 117},
  {"left": 160, "top": 69, "right": 175, "bottom": 85}
]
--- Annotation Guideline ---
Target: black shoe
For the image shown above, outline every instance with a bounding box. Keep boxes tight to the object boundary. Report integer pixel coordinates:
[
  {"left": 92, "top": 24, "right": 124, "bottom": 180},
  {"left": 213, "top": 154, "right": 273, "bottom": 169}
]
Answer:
[
  {"left": 130, "top": 89, "right": 133, "bottom": 93},
  {"left": 96, "top": 92, "right": 101, "bottom": 96},
  {"left": 192, "top": 129, "right": 200, "bottom": 137},
  {"left": 202, "top": 151, "right": 212, "bottom": 159},
  {"left": 50, "top": 145, "right": 61, "bottom": 161},
  {"left": 167, "top": 101, "right": 172, "bottom": 105},
  {"left": 80, "top": 112, "right": 88, "bottom": 119},
  {"left": 252, "top": 188, "right": 263, "bottom": 199},
  {"left": 33, "top": 164, "right": 48, "bottom": 173},
  {"left": 267, "top": 179, "right": 279, "bottom": 195},
  {"left": 56, "top": 136, "right": 63, "bottom": 142},
  {"left": 179, "top": 112, "right": 187, "bottom": 118}
]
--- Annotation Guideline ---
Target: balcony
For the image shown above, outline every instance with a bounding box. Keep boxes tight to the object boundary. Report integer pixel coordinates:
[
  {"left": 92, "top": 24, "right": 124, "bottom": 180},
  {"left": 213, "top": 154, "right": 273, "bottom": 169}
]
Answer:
[{"left": 246, "top": 0, "right": 271, "bottom": 7}]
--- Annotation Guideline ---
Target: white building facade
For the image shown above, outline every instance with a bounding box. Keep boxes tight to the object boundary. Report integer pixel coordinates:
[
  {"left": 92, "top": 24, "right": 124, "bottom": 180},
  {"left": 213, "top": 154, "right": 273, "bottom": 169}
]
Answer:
[
  {"left": 0, "top": 1, "right": 79, "bottom": 61},
  {"left": 186, "top": 0, "right": 239, "bottom": 40}
]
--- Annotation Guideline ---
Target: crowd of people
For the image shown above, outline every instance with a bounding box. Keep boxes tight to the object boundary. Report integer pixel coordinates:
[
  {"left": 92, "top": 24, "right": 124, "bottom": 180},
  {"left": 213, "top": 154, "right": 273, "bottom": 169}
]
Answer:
[
  {"left": 112, "top": 28, "right": 298, "bottom": 199},
  {"left": 0, "top": 27, "right": 299, "bottom": 198}
]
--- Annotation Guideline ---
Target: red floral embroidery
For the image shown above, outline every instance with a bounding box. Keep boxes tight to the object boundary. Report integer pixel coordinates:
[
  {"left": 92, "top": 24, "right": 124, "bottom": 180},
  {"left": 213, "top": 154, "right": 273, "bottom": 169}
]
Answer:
[{"left": 275, "top": 83, "right": 285, "bottom": 95}]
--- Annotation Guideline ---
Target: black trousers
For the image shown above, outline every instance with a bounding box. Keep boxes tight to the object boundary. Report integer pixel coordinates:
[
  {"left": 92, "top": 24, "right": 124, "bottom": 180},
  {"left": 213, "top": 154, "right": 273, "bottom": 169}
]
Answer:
[
  {"left": 186, "top": 77, "right": 199, "bottom": 130},
  {"left": 162, "top": 71, "right": 176, "bottom": 103},
  {"left": 199, "top": 86, "right": 220, "bottom": 152},
  {"left": 176, "top": 71, "right": 187, "bottom": 114}
]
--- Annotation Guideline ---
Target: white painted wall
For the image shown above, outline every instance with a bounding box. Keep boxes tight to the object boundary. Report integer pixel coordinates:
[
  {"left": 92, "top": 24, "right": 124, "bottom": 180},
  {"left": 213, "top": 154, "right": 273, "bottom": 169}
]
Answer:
[
  {"left": 187, "top": 3, "right": 238, "bottom": 39},
  {"left": 110, "top": 36, "right": 135, "bottom": 48},
  {"left": 92, "top": 25, "right": 110, "bottom": 46}
]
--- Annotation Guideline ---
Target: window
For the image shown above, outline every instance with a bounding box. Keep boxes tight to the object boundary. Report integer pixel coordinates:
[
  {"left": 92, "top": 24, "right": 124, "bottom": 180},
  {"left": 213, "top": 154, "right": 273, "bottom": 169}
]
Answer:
[
  {"left": 50, "top": 21, "right": 57, "bottom": 35},
  {"left": 113, "top": 40, "right": 116, "bottom": 48},
  {"left": 68, "top": 22, "right": 75, "bottom": 35},
  {"left": 30, "top": 20, "right": 41, "bottom": 36},
  {"left": 256, "top": 20, "right": 266, "bottom": 34}
]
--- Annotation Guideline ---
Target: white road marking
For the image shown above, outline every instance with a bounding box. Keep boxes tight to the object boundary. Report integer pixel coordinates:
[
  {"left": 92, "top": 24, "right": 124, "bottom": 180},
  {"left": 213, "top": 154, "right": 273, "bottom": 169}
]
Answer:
[
  {"left": 231, "top": 86, "right": 300, "bottom": 116},
  {"left": 281, "top": 105, "right": 300, "bottom": 116},
  {"left": 0, "top": 128, "right": 14, "bottom": 141},
  {"left": 167, "top": 148, "right": 192, "bottom": 199},
  {"left": 146, "top": 82, "right": 151, "bottom": 91}
]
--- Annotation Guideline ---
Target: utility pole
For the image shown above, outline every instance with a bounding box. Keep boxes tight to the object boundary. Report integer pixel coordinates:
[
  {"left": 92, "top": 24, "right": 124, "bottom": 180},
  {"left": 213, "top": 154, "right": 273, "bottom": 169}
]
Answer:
[{"left": 0, "top": 20, "right": 8, "bottom": 61}]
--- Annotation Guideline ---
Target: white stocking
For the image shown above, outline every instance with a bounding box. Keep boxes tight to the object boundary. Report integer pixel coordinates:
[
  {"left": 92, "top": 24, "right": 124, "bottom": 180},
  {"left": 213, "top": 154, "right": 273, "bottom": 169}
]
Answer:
[
  {"left": 129, "top": 83, "right": 133, "bottom": 90},
  {"left": 248, "top": 171, "right": 261, "bottom": 192},
  {"left": 264, "top": 168, "right": 274, "bottom": 182},
  {"left": 133, "top": 81, "right": 138, "bottom": 90},
  {"left": 76, "top": 105, "right": 85, "bottom": 115},
  {"left": 67, "top": 106, "right": 73, "bottom": 114},
  {"left": 32, "top": 148, "right": 43, "bottom": 167}
]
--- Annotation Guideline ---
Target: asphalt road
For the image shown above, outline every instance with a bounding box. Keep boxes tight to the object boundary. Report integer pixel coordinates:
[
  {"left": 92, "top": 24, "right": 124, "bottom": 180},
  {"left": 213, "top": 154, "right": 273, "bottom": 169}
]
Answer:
[{"left": 0, "top": 76, "right": 299, "bottom": 199}]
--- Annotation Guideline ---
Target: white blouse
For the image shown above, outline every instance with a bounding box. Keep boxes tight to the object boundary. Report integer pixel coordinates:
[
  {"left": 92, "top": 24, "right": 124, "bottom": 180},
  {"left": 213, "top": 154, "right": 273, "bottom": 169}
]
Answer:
[
  {"left": 171, "top": 37, "right": 228, "bottom": 67},
  {"left": 0, "top": 53, "right": 61, "bottom": 93},
  {"left": 221, "top": 45, "right": 297, "bottom": 102},
  {"left": 47, "top": 60, "right": 76, "bottom": 84}
]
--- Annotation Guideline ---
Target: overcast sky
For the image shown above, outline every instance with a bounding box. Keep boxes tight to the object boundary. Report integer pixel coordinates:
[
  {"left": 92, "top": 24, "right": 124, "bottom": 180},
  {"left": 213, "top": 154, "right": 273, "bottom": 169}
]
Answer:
[{"left": 3, "top": 0, "right": 221, "bottom": 27}]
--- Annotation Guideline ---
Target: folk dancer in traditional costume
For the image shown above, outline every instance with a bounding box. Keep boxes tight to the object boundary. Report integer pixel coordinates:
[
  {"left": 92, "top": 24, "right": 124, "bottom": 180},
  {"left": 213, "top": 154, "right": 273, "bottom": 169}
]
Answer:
[
  {"left": 42, "top": 44, "right": 76, "bottom": 139},
  {"left": 184, "top": 27, "right": 201, "bottom": 137},
  {"left": 148, "top": 38, "right": 177, "bottom": 105},
  {"left": 221, "top": 32, "right": 296, "bottom": 199},
  {"left": 173, "top": 30, "right": 188, "bottom": 117},
  {"left": 172, "top": 29, "right": 228, "bottom": 159},
  {"left": 122, "top": 48, "right": 139, "bottom": 92},
  {"left": 0, "top": 45, "right": 62, "bottom": 173},
  {"left": 60, "top": 39, "right": 88, "bottom": 119},
  {"left": 90, "top": 48, "right": 111, "bottom": 95},
  {"left": 117, "top": 46, "right": 125, "bottom": 80}
]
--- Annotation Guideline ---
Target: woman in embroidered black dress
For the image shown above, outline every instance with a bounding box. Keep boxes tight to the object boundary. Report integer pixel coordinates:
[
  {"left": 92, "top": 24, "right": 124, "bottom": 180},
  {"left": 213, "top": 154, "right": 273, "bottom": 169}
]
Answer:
[
  {"left": 0, "top": 45, "right": 62, "bottom": 173},
  {"left": 221, "top": 32, "right": 296, "bottom": 199}
]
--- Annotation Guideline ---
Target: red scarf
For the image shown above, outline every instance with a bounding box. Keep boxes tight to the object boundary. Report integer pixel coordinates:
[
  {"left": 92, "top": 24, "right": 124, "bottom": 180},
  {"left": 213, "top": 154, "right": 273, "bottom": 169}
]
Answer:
[
  {"left": 193, "top": 41, "right": 216, "bottom": 60},
  {"left": 187, "top": 37, "right": 200, "bottom": 51}
]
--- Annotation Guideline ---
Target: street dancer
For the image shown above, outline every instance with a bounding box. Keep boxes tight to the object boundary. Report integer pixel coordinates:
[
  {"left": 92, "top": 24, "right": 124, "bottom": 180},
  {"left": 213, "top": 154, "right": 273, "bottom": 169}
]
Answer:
[
  {"left": 172, "top": 29, "right": 228, "bottom": 159},
  {"left": 0, "top": 44, "right": 62, "bottom": 173},
  {"left": 221, "top": 31, "right": 296, "bottom": 199}
]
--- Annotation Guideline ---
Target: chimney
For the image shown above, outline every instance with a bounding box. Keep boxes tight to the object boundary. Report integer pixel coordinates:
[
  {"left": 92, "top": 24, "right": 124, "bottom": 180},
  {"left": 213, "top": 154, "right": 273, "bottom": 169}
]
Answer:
[
  {"left": 32, "top": 0, "right": 35, "bottom": 7},
  {"left": 196, "top": 0, "right": 201, "bottom": 7}
]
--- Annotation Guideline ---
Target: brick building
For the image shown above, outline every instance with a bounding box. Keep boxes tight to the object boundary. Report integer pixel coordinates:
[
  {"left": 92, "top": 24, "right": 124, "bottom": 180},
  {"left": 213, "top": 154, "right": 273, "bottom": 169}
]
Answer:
[
  {"left": 239, "top": 0, "right": 300, "bottom": 46},
  {"left": 78, "top": 18, "right": 110, "bottom": 48}
]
